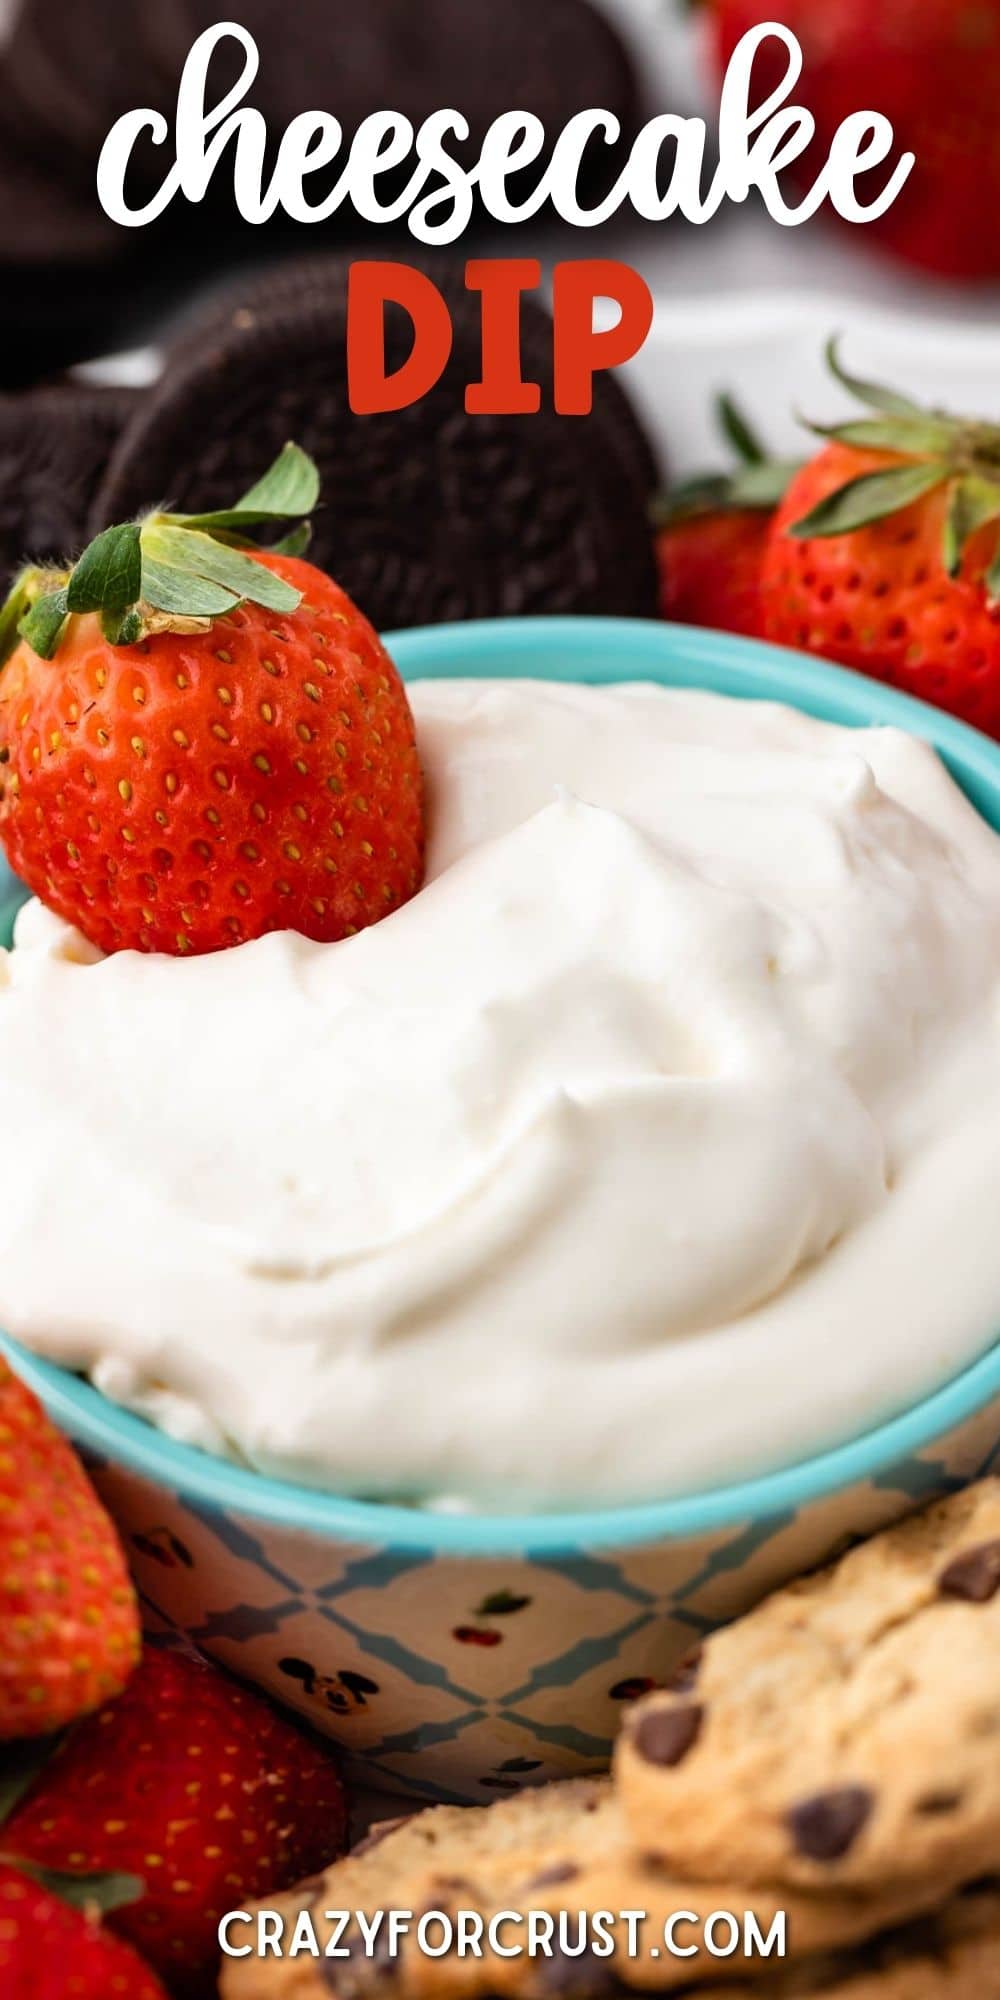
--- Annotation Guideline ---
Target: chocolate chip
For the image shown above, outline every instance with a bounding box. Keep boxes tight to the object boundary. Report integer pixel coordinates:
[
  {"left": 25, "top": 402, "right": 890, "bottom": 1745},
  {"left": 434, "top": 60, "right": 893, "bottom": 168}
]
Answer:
[
  {"left": 633, "top": 1702, "right": 704, "bottom": 1768},
  {"left": 787, "top": 1786, "right": 874, "bottom": 1862},
  {"left": 638, "top": 1853, "right": 673, "bottom": 1879},
  {"left": 916, "top": 1789, "right": 963, "bottom": 1815},
  {"left": 413, "top": 1904, "right": 459, "bottom": 1951},
  {"left": 535, "top": 1945, "right": 623, "bottom": 1996},
  {"left": 324, "top": 1923, "right": 399, "bottom": 1996},
  {"left": 939, "top": 1539, "right": 1000, "bottom": 1603},
  {"left": 664, "top": 1645, "right": 703, "bottom": 1695},
  {"left": 526, "top": 1862, "right": 581, "bottom": 1890}
]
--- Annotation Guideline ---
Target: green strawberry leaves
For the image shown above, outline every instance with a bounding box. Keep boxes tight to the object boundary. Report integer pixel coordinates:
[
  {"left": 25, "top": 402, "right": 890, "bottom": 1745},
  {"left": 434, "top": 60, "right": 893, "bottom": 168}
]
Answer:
[
  {"left": 19, "top": 588, "right": 71, "bottom": 662},
  {"left": 0, "top": 568, "right": 45, "bottom": 665},
  {"left": 822, "top": 336, "right": 925, "bottom": 420},
  {"left": 67, "top": 523, "right": 142, "bottom": 617},
  {"left": 0, "top": 1738, "right": 145, "bottom": 1919},
  {"left": 140, "top": 524, "right": 300, "bottom": 616},
  {"left": 789, "top": 338, "right": 1000, "bottom": 590},
  {"left": 0, "top": 1856, "right": 144, "bottom": 1915},
  {"left": 653, "top": 393, "right": 801, "bottom": 529},
  {"left": 943, "top": 476, "right": 1000, "bottom": 578},
  {"left": 789, "top": 462, "right": 950, "bottom": 539},
  {"left": 715, "top": 392, "right": 769, "bottom": 467},
  {"left": 269, "top": 520, "right": 313, "bottom": 559},
  {"left": 803, "top": 413, "right": 955, "bottom": 457},
  {"left": 0, "top": 442, "right": 320, "bottom": 667},
  {"left": 729, "top": 460, "right": 803, "bottom": 507},
  {"left": 652, "top": 340, "right": 1000, "bottom": 597},
  {"left": 173, "top": 441, "right": 320, "bottom": 534}
]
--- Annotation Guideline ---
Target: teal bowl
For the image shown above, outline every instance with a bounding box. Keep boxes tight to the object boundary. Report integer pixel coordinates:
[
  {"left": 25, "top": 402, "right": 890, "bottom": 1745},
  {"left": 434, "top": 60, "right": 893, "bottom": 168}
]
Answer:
[{"left": 3, "top": 617, "right": 1000, "bottom": 1802}]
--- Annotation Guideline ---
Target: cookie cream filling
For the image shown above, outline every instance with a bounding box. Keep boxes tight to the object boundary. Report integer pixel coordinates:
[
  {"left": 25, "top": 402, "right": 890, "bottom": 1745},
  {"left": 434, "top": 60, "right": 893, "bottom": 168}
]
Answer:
[{"left": 1, "top": 679, "right": 999, "bottom": 1509}]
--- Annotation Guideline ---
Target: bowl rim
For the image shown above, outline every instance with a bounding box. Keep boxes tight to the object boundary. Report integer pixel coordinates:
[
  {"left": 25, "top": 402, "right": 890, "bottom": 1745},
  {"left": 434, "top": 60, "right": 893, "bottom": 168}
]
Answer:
[{"left": 3, "top": 614, "right": 999, "bottom": 1556}]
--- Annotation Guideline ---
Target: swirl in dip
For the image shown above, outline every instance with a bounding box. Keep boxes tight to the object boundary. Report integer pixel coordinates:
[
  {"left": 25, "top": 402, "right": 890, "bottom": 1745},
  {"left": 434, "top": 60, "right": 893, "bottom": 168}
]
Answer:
[{"left": 1, "top": 679, "right": 998, "bottom": 1509}]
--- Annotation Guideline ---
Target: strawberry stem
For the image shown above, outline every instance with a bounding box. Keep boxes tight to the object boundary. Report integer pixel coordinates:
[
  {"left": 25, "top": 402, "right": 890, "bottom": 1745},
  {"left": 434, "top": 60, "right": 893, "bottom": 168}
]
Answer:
[
  {"left": 18, "top": 586, "right": 71, "bottom": 661},
  {"left": 716, "top": 392, "right": 769, "bottom": 467},
  {"left": 0, "top": 442, "right": 321, "bottom": 668},
  {"left": 652, "top": 395, "right": 800, "bottom": 529},
  {"left": 823, "top": 335, "right": 925, "bottom": 420},
  {"left": 789, "top": 462, "right": 950, "bottom": 539},
  {"left": 790, "top": 340, "right": 1000, "bottom": 571}
]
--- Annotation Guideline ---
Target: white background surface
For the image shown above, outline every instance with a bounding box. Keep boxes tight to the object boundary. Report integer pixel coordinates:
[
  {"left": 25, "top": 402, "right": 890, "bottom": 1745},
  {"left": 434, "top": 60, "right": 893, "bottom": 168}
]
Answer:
[{"left": 621, "top": 299, "right": 1000, "bottom": 478}]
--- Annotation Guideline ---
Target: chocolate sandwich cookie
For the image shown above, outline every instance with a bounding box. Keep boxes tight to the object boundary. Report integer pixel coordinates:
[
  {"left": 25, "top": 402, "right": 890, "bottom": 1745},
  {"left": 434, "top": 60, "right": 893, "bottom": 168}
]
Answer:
[
  {"left": 164, "top": 0, "right": 640, "bottom": 192},
  {"left": 90, "top": 255, "right": 661, "bottom": 629},
  {"left": 0, "top": 383, "right": 142, "bottom": 588},
  {"left": 616, "top": 1479, "right": 1000, "bottom": 1898},
  {"left": 0, "top": 0, "right": 173, "bottom": 192},
  {"left": 0, "top": 127, "right": 119, "bottom": 269},
  {"left": 0, "top": 0, "right": 638, "bottom": 210}
]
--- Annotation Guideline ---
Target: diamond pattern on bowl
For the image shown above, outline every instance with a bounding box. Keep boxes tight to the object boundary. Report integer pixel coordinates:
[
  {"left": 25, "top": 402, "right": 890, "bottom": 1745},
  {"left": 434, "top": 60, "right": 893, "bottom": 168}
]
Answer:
[{"left": 76, "top": 1398, "right": 1000, "bottom": 1800}]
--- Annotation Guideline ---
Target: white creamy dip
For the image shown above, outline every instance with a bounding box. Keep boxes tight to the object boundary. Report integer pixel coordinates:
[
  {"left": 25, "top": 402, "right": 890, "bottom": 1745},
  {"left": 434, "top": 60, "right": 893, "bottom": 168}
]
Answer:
[{"left": 1, "top": 679, "right": 999, "bottom": 1509}]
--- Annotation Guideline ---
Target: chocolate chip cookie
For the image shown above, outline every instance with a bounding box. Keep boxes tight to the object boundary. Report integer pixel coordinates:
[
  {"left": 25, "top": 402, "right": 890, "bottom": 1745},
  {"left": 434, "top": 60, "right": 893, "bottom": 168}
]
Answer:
[
  {"left": 219, "top": 1780, "right": 953, "bottom": 1999},
  {"left": 615, "top": 1480, "right": 1000, "bottom": 1896},
  {"left": 90, "top": 254, "right": 660, "bottom": 630},
  {"left": 696, "top": 1881, "right": 1000, "bottom": 1997}
]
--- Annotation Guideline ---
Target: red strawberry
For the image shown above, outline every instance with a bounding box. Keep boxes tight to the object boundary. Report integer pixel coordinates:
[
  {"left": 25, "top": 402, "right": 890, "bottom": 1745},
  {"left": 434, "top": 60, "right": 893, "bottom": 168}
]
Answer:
[
  {"left": 0, "top": 1862, "right": 167, "bottom": 2000},
  {"left": 0, "top": 445, "right": 425, "bottom": 957},
  {"left": 0, "top": 1355, "right": 139, "bottom": 1739},
  {"left": 657, "top": 509, "right": 771, "bottom": 639},
  {"left": 5, "top": 1645, "right": 348, "bottom": 1994},
  {"left": 760, "top": 343, "right": 1000, "bottom": 738},
  {"left": 655, "top": 394, "right": 796, "bottom": 639},
  {"left": 707, "top": 0, "right": 1000, "bottom": 280}
]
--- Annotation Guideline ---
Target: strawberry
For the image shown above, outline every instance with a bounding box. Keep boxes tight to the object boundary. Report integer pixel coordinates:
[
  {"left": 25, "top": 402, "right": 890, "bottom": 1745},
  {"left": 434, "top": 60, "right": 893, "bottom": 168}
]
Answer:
[
  {"left": 657, "top": 509, "right": 772, "bottom": 639},
  {"left": 707, "top": 0, "right": 1000, "bottom": 280},
  {"left": 760, "top": 342, "right": 1000, "bottom": 738},
  {"left": 655, "top": 395, "right": 796, "bottom": 639},
  {"left": 5, "top": 1644, "right": 348, "bottom": 1994},
  {"left": 0, "top": 1863, "right": 168, "bottom": 2000},
  {"left": 0, "top": 1354, "right": 139, "bottom": 1739},
  {"left": 0, "top": 445, "right": 425, "bottom": 957}
]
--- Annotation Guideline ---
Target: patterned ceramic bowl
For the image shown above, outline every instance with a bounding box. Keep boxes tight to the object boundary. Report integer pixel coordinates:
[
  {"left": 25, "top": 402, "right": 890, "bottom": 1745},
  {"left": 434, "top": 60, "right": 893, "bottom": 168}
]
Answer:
[{"left": 3, "top": 618, "right": 1000, "bottom": 1803}]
